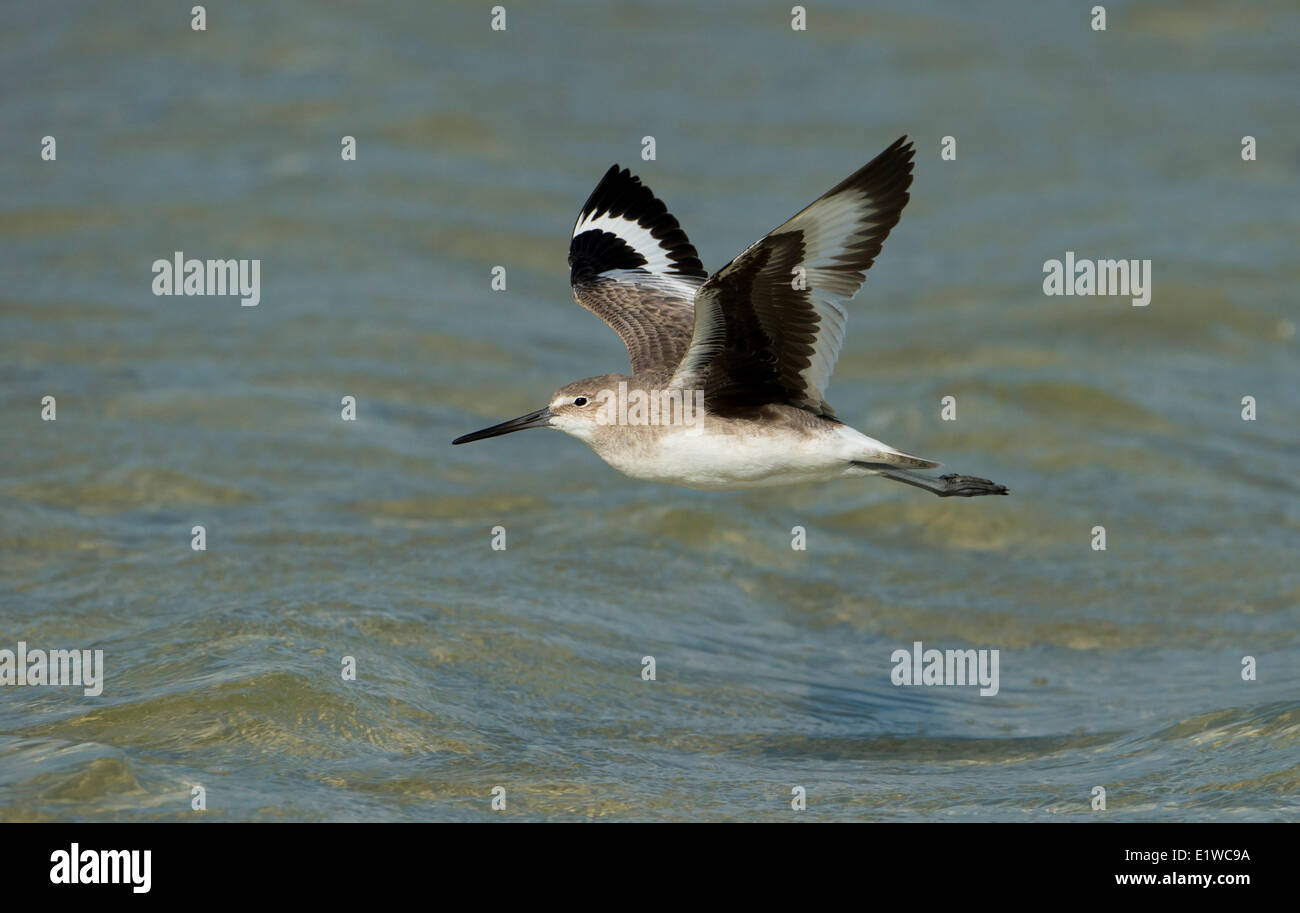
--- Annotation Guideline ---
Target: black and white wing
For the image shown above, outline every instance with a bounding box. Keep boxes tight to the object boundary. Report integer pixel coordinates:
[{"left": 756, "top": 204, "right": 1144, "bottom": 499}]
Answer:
[
  {"left": 670, "top": 136, "right": 915, "bottom": 415},
  {"left": 568, "top": 166, "right": 709, "bottom": 373}
]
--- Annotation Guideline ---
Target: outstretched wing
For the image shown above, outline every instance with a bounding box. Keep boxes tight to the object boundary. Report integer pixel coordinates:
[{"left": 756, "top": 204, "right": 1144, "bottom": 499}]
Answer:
[
  {"left": 569, "top": 165, "right": 709, "bottom": 373},
  {"left": 670, "top": 136, "right": 915, "bottom": 415}
]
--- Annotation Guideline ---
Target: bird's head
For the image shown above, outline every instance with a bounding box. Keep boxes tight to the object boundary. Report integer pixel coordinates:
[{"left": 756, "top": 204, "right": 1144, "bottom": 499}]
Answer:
[{"left": 451, "top": 375, "right": 621, "bottom": 445}]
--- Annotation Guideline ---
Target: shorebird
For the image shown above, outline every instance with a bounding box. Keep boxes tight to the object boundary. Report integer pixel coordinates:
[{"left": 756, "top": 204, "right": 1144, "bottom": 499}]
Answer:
[{"left": 453, "top": 136, "right": 1008, "bottom": 497}]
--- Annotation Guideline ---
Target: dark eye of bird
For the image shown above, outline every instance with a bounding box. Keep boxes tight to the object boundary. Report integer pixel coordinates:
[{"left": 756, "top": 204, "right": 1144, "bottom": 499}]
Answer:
[{"left": 574, "top": 397, "right": 588, "bottom": 406}]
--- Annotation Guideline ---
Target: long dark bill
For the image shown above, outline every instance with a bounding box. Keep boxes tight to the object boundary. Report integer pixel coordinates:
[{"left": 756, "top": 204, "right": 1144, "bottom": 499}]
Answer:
[{"left": 452, "top": 407, "right": 553, "bottom": 445}]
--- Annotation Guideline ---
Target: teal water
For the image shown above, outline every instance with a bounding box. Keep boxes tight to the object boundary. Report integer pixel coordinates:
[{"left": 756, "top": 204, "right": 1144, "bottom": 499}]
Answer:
[{"left": 1, "top": 0, "right": 1297, "bottom": 820}]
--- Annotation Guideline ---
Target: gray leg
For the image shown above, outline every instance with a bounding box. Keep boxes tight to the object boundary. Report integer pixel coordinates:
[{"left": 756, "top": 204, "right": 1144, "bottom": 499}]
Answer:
[{"left": 854, "top": 464, "right": 1009, "bottom": 498}]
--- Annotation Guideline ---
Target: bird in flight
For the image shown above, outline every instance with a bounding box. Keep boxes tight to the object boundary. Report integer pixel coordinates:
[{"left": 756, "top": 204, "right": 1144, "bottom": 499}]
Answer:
[{"left": 454, "top": 136, "right": 1008, "bottom": 498}]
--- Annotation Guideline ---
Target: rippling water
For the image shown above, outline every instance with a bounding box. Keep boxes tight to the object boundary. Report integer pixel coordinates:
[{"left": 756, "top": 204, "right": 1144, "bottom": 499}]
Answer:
[{"left": 2, "top": 0, "right": 1297, "bottom": 821}]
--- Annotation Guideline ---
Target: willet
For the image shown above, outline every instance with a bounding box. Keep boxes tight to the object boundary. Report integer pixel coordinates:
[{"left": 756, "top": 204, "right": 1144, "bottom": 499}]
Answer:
[{"left": 453, "top": 136, "right": 1008, "bottom": 497}]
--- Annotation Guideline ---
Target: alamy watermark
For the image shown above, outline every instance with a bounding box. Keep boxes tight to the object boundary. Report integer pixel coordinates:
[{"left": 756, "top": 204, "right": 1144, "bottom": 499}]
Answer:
[
  {"left": 891, "top": 641, "right": 999, "bottom": 696},
  {"left": 591, "top": 381, "right": 705, "bottom": 433},
  {"left": 50, "top": 844, "right": 150, "bottom": 893},
  {"left": 151, "top": 251, "right": 260, "bottom": 307},
  {"left": 1043, "top": 251, "right": 1151, "bottom": 306},
  {"left": 0, "top": 642, "right": 104, "bottom": 696}
]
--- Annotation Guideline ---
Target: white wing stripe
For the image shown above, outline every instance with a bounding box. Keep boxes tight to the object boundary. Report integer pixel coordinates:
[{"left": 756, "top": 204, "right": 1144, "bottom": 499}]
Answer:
[{"left": 572, "top": 211, "right": 678, "bottom": 276}]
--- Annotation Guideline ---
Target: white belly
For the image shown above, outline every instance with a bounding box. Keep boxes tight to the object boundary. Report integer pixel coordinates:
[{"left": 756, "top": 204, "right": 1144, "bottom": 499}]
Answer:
[{"left": 592, "top": 421, "right": 892, "bottom": 490}]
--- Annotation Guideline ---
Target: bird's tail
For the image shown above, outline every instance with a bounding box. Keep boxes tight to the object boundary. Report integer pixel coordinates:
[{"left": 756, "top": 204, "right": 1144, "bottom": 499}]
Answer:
[{"left": 866, "top": 447, "right": 941, "bottom": 470}]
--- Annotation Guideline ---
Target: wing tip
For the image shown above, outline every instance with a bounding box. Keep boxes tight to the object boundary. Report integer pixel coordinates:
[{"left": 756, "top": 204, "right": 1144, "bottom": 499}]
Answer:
[{"left": 570, "top": 163, "right": 707, "bottom": 284}]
